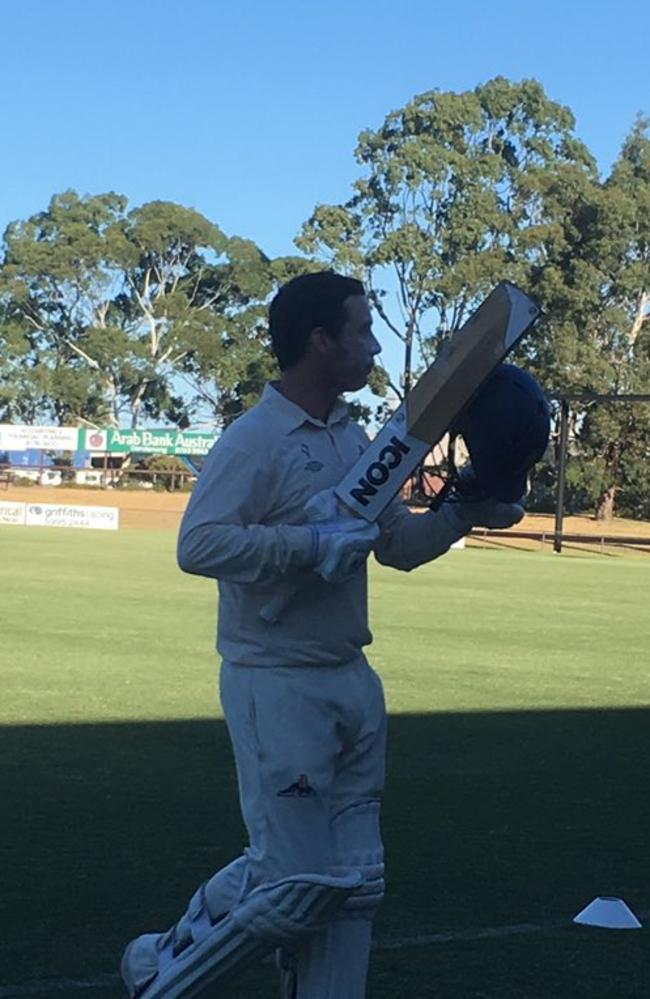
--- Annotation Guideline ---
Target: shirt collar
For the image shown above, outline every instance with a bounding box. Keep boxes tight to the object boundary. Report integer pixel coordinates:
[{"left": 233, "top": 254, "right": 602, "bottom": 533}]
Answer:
[{"left": 262, "top": 383, "right": 350, "bottom": 435}]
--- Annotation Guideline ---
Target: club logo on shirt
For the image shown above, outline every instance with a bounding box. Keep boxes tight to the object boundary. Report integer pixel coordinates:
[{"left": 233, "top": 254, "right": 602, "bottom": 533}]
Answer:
[
  {"left": 277, "top": 773, "right": 315, "bottom": 797},
  {"left": 300, "top": 443, "right": 323, "bottom": 472}
]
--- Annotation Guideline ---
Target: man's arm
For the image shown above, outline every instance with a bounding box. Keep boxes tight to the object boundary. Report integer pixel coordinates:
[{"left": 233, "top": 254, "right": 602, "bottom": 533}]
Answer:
[
  {"left": 178, "top": 440, "right": 378, "bottom": 587},
  {"left": 177, "top": 442, "right": 314, "bottom": 584},
  {"left": 374, "top": 493, "right": 523, "bottom": 572}
]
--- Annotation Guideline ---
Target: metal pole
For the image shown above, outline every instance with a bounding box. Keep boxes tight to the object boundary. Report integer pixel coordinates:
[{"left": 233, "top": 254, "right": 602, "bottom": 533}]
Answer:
[{"left": 554, "top": 398, "right": 570, "bottom": 554}]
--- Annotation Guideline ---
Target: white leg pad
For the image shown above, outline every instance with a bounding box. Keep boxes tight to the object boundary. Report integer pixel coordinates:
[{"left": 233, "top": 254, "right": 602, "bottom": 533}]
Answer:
[
  {"left": 298, "top": 918, "right": 374, "bottom": 999},
  {"left": 120, "top": 871, "right": 363, "bottom": 999},
  {"left": 295, "top": 800, "right": 385, "bottom": 999},
  {"left": 331, "top": 799, "right": 385, "bottom": 917}
]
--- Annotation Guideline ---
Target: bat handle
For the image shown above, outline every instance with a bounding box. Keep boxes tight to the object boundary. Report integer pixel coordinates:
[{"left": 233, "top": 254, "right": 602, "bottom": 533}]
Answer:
[{"left": 259, "top": 580, "right": 300, "bottom": 624}]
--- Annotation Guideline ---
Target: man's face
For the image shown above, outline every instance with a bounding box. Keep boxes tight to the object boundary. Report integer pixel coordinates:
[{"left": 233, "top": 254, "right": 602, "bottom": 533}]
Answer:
[{"left": 324, "top": 294, "right": 382, "bottom": 393}]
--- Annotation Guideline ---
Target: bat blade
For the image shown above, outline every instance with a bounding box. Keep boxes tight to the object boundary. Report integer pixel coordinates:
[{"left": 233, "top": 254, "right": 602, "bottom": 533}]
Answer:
[{"left": 334, "top": 282, "right": 540, "bottom": 522}]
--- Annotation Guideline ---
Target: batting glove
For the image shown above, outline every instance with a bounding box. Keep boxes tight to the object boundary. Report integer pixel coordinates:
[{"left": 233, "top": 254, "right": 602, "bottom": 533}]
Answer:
[
  {"left": 438, "top": 465, "right": 523, "bottom": 531},
  {"left": 304, "top": 487, "right": 348, "bottom": 524},
  {"left": 307, "top": 518, "right": 380, "bottom": 583},
  {"left": 303, "top": 488, "right": 379, "bottom": 583},
  {"left": 443, "top": 496, "right": 525, "bottom": 531}
]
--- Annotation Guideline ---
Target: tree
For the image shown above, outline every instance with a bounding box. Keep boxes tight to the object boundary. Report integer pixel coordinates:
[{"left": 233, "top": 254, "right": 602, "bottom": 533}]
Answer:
[
  {"left": 297, "top": 79, "right": 650, "bottom": 518},
  {"left": 0, "top": 192, "right": 129, "bottom": 425},
  {"left": 175, "top": 251, "right": 389, "bottom": 428},
  {"left": 297, "top": 77, "right": 596, "bottom": 403},
  {"left": 0, "top": 192, "right": 278, "bottom": 429},
  {"left": 0, "top": 303, "right": 49, "bottom": 422},
  {"left": 588, "top": 119, "right": 650, "bottom": 519},
  {"left": 173, "top": 239, "right": 288, "bottom": 428},
  {"left": 535, "top": 118, "right": 650, "bottom": 519}
]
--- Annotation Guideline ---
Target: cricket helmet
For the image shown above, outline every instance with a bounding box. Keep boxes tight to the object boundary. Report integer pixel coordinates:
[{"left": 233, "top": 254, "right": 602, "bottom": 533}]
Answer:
[{"left": 452, "top": 364, "right": 551, "bottom": 503}]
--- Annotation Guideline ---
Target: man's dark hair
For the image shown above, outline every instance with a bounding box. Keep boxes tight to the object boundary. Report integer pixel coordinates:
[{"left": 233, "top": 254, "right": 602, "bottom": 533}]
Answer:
[{"left": 269, "top": 271, "right": 365, "bottom": 371}]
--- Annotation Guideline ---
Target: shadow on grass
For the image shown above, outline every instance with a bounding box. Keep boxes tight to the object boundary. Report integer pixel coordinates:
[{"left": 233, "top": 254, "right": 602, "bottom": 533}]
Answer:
[{"left": 2, "top": 709, "right": 650, "bottom": 998}]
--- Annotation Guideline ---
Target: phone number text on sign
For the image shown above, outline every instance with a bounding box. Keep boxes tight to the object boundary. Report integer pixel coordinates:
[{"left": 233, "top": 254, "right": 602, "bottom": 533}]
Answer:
[{"left": 25, "top": 504, "right": 119, "bottom": 530}]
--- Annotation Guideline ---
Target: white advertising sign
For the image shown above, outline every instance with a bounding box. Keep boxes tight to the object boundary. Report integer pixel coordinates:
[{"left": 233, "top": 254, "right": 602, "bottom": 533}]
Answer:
[
  {"left": 0, "top": 425, "right": 80, "bottom": 451},
  {"left": 24, "top": 503, "right": 119, "bottom": 531},
  {"left": 0, "top": 501, "right": 26, "bottom": 526}
]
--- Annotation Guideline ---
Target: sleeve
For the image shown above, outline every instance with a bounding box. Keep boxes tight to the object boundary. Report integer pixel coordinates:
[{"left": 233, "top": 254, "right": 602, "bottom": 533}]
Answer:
[
  {"left": 177, "top": 441, "right": 314, "bottom": 584},
  {"left": 347, "top": 421, "right": 467, "bottom": 572},
  {"left": 373, "top": 497, "right": 468, "bottom": 572}
]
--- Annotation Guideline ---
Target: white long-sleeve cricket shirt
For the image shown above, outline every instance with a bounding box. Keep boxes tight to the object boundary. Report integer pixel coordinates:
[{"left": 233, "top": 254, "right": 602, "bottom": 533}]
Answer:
[{"left": 178, "top": 383, "right": 466, "bottom": 667}]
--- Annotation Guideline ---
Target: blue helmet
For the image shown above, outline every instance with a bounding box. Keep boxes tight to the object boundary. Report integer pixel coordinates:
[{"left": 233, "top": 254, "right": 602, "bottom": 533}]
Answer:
[{"left": 452, "top": 364, "right": 551, "bottom": 503}]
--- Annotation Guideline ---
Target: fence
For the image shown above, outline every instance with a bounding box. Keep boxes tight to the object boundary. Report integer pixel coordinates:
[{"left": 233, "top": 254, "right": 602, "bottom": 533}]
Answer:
[
  {"left": 2, "top": 463, "right": 193, "bottom": 491},
  {"left": 469, "top": 527, "right": 650, "bottom": 554}
]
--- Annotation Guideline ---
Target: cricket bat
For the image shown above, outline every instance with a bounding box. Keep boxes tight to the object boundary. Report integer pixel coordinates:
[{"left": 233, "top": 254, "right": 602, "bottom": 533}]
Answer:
[{"left": 260, "top": 281, "right": 540, "bottom": 623}]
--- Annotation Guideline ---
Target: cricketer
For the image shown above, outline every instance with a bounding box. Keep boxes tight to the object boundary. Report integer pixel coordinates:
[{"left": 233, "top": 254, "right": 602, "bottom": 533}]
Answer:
[{"left": 120, "top": 271, "right": 547, "bottom": 999}]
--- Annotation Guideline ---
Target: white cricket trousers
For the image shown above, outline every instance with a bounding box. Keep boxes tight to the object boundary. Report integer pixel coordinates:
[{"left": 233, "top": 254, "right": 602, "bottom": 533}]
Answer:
[{"left": 214, "top": 655, "right": 387, "bottom": 998}]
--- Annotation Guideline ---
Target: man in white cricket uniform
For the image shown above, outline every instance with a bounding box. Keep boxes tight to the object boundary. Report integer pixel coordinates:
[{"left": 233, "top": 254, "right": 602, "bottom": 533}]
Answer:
[{"left": 121, "top": 272, "right": 524, "bottom": 999}]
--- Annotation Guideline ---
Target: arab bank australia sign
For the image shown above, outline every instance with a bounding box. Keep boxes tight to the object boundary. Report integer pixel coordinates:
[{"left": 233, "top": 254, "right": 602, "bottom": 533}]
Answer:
[{"left": 79, "top": 428, "right": 217, "bottom": 456}]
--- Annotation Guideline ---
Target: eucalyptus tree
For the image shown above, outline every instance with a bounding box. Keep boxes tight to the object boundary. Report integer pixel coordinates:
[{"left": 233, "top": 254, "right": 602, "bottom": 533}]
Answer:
[
  {"left": 298, "top": 76, "right": 596, "bottom": 400},
  {"left": 0, "top": 192, "right": 277, "bottom": 429}
]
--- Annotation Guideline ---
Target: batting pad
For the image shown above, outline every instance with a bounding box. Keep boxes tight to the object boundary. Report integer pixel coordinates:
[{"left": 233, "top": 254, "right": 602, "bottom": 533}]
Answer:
[
  {"left": 331, "top": 799, "right": 385, "bottom": 917},
  {"left": 293, "top": 802, "right": 385, "bottom": 998},
  {"left": 120, "top": 870, "right": 363, "bottom": 999}
]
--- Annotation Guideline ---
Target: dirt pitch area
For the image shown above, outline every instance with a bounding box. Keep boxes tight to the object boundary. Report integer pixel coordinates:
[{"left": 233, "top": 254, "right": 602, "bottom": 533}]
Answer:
[{"left": 5, "top": 484, "right": 650, "bottom": 555}]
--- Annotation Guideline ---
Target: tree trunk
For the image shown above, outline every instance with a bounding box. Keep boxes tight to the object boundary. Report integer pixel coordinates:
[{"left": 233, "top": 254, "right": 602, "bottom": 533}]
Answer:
[
  {"left": 403, "top": 324, "right": 413, "bottom": 396},
  {"left": 595, "top": 485, "right": 617, "bottom": 521}
]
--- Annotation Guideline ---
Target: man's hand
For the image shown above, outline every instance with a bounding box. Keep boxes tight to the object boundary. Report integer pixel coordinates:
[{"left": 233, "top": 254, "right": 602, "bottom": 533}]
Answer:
[
  {"left": 446, "top": 496, "right": 525, "bottom": 530},
  {"left": 442, "top": 464, "right": 524, "bottom": 531},
  {"left": 304, "top": 488, "right": 379, "bottom": 584},
  {"left": 304, "top": 487, "right": 348, "bottom": 524},
  {"left": 308, "top": 518, "right": 380, "bottom": 583}
]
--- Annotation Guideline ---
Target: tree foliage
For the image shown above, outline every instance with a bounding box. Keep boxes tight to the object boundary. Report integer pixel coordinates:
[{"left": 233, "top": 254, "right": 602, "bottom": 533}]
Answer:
[
  {"left": 298, "top": 77, "right": 596, "bottom": 390},
  {"left": 297, "top": 79, "right": 650, "bottom": 518},
  {"left": 534, "top": 117, "right": 650, "bottom": 517},
  {"left": 1, "top": 79, "right": 649, "bottom": 519},
  {"left": 0, "top": 192, "right": 278, "bottom": 429}
]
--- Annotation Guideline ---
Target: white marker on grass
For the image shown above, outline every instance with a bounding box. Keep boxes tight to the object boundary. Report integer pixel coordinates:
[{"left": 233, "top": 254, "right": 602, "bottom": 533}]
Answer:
[{"left": 573, "top": 897, "right": 642, "bottom": 929}]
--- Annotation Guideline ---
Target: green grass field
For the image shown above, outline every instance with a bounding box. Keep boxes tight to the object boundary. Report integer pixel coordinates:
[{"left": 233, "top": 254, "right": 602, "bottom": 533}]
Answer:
[{"left": 2, "top": 527, "right": 650, "bottom": 998}]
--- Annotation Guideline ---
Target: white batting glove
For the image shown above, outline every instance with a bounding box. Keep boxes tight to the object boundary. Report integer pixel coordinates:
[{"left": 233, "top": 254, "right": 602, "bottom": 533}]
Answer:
[
  {"left": 307, "top": 518, "right": 380, "bottom": 583},
  {"left": 304, "top": 487, "right": 349, "bottom": 524},
  {"left": 303, "top": 488, "right": 379, "bottom": 583}
]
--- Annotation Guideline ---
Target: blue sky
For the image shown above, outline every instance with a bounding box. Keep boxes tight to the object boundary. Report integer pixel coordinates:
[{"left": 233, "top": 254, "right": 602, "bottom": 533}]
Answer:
[
  {"left": 2, "top": 0, "right": 648, "bottom": 257},
  {"left": 1, "top": 0, "right": 648, "bottom": 404}
]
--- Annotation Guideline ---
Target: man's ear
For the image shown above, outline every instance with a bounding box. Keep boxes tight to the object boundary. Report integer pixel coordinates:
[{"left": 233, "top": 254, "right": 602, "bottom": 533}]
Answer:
[{"left": 310, "top": 326, "right": 335, "bottom": 356}]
